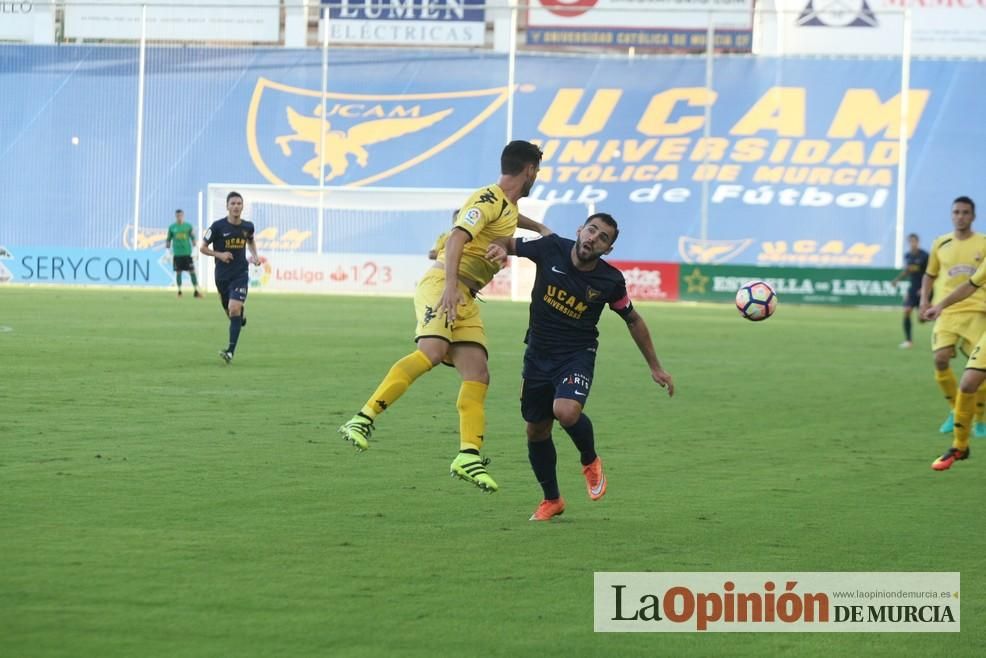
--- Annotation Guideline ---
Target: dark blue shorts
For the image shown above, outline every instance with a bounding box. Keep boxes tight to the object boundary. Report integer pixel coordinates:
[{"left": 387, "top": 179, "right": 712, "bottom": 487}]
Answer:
[
  {"left": 521, "top": 348, "right": 597, "bottom": 423},
  {"left": 216, "top": 274, "right": 249, "bottom": 311},
  {"left": 904, "top": 285, "right": 920, "bottom": 308}
]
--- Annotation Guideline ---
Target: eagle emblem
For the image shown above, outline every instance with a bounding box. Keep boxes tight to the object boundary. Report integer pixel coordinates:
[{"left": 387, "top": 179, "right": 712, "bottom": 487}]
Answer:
[
  {"left": 275, "top": 106, "right": 453, "bottom": 182},
  {"left": 246, "top": 78, "right": 523, "bottom": 187},
  {"left": 678, "top": 236, "right": 753, "bottom": 264}
]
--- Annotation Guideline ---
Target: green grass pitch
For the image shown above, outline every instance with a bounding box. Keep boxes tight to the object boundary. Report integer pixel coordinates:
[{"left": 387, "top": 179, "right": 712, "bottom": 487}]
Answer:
[{"left": 1, "top": 287, "right": 984, "bottom": 656}]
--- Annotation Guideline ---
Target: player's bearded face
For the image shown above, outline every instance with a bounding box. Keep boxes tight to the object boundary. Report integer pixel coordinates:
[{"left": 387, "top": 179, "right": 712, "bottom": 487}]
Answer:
[
  {"left": 575, "top": 221, "right": 614, "bottom": 262},
  {"left": 521, "top": 164, "right": 539, "bottom": 197}
]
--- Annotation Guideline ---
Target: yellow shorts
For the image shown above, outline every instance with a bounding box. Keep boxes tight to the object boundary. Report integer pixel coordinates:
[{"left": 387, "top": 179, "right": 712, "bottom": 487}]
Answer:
[
  {"left": 414, "top": 269, "right": 487, "bottom": 353},
  {"left": 967, "top": 335, "right": 986, "bottom": 370},
  {"left": 932, "top": 311, "right": 986, "bottom": 354}
]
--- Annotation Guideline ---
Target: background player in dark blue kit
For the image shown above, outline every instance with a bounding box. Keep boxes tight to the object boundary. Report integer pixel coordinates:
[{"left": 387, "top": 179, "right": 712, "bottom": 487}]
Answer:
[
  {"left": 488, "top": 213, "right": 674, "bottom": 521},
  {"left": 200, "top": 191, "right": 262, "bottom": 363},
  {"left": 893, "top": 233, "right": 929, "bottom": 349}
]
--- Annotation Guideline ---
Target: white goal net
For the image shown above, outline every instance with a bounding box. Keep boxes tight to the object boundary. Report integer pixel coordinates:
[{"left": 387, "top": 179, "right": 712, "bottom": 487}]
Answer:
[{"left": 202, "top": 183, "right": 591, "bottom": 301}]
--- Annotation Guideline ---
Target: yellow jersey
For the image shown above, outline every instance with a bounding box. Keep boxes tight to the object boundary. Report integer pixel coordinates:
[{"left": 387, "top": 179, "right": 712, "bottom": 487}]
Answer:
[
  {"left": 927, "top": 231, "right": 986, "bottom": 314},
  {"left": 436, "top": 184, "right": 518, "bottom": 287},
  {"left": 430, "top": 231, "right": 449, "bottom": 255},
  {"left": 968, "top": 254, "right": 986, "bottom": 290}
]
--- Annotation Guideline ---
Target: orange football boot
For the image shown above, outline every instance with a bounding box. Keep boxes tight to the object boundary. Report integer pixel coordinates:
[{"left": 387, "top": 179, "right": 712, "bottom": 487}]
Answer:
[
  {"left": 530, "top": 498, "right": 566, "bottom": 521},
  {"left": 582, "top": 457, "right": 607, "bottom": 500}
]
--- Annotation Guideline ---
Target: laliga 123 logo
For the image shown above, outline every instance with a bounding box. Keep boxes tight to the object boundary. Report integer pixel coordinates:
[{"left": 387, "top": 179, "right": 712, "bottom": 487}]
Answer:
[
  {"left": 797, "top": 0, "right": 878, "bottom": 27},
  {"left": 247, "top": 78, "right": 531, "bottom": 187},
  {"left": 250, "top": 256, "right": 272, "bottom": 288}
]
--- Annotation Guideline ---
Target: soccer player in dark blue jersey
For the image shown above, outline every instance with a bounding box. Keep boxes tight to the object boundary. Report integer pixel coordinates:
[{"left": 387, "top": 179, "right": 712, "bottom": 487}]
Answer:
[
  {"left": 488, "top": 213, "right": 674, "bottom": 521},
  {"left": 893, "top": 233, "right": 929, "bottom": 349},
  {"left": 200, "top": 191, "right": 262, "bottom": 364}
]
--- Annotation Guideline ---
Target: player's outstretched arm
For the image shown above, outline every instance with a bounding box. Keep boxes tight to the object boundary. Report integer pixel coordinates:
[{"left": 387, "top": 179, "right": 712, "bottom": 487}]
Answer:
[
  {"left": 624, "top": 309, "right": 674, "bottom": 397},
  {"left": 486, "top": 237, "right": 516, "bottom": 267},
  {"left": 923, "top": 280, "right": 977, "bottom": 321},
  {"left": 517, "top": 214, "right": 553, "bottom": 236}
]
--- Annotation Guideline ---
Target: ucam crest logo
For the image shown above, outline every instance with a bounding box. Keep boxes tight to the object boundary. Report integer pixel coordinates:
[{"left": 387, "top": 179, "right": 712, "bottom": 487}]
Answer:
[
  {"left": 797, "top": 0, "right": 878, "bottom": 27},
  {"left": 678, "top": 237, "right": 753, "bottom": 264},
  {"left": 247, "top": 78, "right": 527, "bottom": 187},
  {"left": 123, "top": 226, "right": 168, "bottom": 250}
]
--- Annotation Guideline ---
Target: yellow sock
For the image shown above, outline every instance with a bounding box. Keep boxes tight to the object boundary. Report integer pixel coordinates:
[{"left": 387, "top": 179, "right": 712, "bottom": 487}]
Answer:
[
  {"left": 953, "top": 390, "right": 976, "bottom": 451},
  {"left": 934, "top": 368, "right": 958, "bottom": 411},
  {"left": 457, "top": 380, "right": 488, "bottom": 452},
  {"left": 360, "top": 350, "right": 433, "bottom": 419},
  {"left": 976, "top": 384, "right": 986, "bottom": 423}
]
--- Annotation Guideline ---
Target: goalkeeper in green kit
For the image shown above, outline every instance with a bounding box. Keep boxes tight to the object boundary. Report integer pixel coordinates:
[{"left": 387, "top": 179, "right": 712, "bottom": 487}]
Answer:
[{"left": 166, "top": 209, "right": 202, "bottom": 298}]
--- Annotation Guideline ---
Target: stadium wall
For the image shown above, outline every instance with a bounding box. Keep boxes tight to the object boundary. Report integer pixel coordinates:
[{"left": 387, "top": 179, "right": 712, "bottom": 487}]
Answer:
[{"left": 1, "top": 46, "right": 984, "bottom": 276}]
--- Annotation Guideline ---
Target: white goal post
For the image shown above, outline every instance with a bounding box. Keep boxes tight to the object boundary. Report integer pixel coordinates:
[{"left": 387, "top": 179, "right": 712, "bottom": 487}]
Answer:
[{"left": 201, "top": 183, "right": 592, "bottom": 301}]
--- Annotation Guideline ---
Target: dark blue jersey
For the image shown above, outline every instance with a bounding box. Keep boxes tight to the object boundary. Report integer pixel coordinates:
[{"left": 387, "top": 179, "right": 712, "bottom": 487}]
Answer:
[
  {"left": 203, "top": 217, "right": 255, "bottom": 281},
  {"left": 905, "top": 248, "right": 929, "bottom": 289},
  {"left": 516, "top": 234, "right": 634, "bottom": 356}
]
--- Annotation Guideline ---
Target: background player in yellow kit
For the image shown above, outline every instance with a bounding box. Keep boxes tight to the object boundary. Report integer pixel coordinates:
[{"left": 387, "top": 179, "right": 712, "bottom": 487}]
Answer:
[
  {"left": 922, "top": 240, "right": 986, "bottom": 469},
  {"left": 918, "top": 196, "right": 986, "bottom": 436}
]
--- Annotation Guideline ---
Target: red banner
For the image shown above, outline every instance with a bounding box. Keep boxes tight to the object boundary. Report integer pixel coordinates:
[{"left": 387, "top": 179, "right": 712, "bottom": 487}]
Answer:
[{"left": 611, "top": 261, "right": 679, "bottom": 302}]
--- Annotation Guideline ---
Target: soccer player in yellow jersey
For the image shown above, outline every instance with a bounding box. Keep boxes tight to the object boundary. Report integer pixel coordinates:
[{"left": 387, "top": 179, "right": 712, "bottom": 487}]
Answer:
[
  {"left": 919, "top": 196, "right": 986, "bottom": 436},
  {"left": 922, "top": 214, "right": 986, "bottom": 469},
  {"left": 338, "top": 140, "right": 547, "bottom": 492}
]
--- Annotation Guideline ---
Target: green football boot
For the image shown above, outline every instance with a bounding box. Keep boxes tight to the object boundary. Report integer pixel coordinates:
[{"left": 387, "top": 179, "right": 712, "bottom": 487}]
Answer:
[
  {"left": 450, "top": 452, "right": 498, "bottom": 493},
  {"left": 338, "top": 414, "right": 374, "bottom": 452}
]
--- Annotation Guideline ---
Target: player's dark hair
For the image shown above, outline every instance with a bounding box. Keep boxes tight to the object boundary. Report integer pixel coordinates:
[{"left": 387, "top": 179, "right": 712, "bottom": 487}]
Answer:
[
  {"left": 175, "top": 209, "right": 183, "bottom": 214},
  {"left": 226, "top": 191, "right": 243, "bottom": 204},
  {"left": 908, "top": 232, "right": 919, "bottom": 240},
  {"left": 501, "top": 140, "right": 543, "bottom": 175},
  {"left": 954, "top": 196, "right": 975, "bottom": 214},
  {"left": 584, "top": 212, "right": 619, "bottom": 243}
]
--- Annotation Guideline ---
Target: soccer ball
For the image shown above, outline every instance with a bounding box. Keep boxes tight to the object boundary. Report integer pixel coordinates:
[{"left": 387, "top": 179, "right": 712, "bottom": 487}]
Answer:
[{"left": 735, "top": 280, "right": 777, "bottom": 321}]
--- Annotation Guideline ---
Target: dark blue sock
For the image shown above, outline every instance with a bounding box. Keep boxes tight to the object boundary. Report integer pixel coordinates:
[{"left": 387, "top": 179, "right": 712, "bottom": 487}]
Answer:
[
  {"left": 563, "top": 414, "right": 597, "bottom": 466},
  {"left": 227, "top": 315, "right": 243, "bottom": 354},
  {"left": 528, "top": 437, "right": 559, "bottom": 500},
  {"left": 904, "top": 314, "right": 912, "bottom": 341}
]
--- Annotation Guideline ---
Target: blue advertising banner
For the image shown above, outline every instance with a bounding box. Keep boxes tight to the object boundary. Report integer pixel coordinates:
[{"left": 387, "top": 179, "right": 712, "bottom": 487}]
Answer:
[
  {"left": 2, "top": 46, "right": 984, "bottom": 269},
  {"left": 526, "top": 27, "right": 753, "bottom": 52},
  {"left": 0, "top": 246, "right": 175, "bottom": 287}
]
